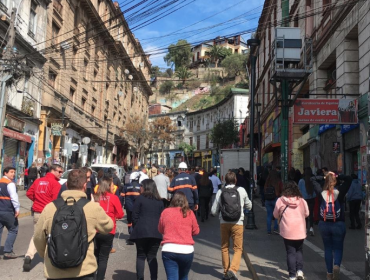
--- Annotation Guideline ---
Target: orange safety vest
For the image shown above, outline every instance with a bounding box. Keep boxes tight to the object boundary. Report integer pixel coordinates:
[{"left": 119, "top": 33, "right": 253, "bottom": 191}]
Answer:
[{"left": 94, "top": 184, "right": 118, "bottom": 194}]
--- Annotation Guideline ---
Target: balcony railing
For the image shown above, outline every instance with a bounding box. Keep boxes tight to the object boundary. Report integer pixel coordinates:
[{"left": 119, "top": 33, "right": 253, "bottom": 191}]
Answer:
[{"left": 53, "top": 0, "right": 63, "bottom": 15}]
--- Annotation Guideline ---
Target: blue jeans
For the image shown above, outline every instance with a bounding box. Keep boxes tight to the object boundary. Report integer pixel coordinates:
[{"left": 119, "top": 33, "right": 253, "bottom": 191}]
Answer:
[
  {"left": 265, "top": 199, "right": 278, "bottom": 233},
  {"left": 0, "top": 211, "right": 18, "bottom": 253},
  {"left": 318, "top": 221, "right": 346, "bottom": 273},
  {"left": 162, "top": 251, "right": 194, "bottom": 280}
]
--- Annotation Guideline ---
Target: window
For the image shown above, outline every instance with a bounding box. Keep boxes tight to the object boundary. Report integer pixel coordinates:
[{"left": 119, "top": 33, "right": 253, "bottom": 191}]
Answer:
[
  {"left": 190, "top": 137, "right": 193, "bottom": 146},
  {"left": 206, "top": 134, "right": 209, "bottom": 149},
  {"left": 197, "top": 136, "right": 200, "bottom": 150},
  {"left": 83, "top": 58, "right": 88, "bottom": 80},
  {"left": 0, "top": 0, "right": 9, "bottom": 13},
  {"left": 81, "top": 97, "right": 86, "bottom": 110},
  {"left": 72, "top": 47, "right": 78, "bottom": 68},
  {"left": 93, "top": 70, "right": 98, "bottom": 89},
  {"left": 197, "top": 119, "right": 200, "bottom": 131},
  {"left": 51, "top": 23, "right": 60, "bottom": 45},
  {"left": 69, "top": 87, "right": 75, "bottom": 102},
  {"left": 189, "top": 118, "right": 193, "bottom": 132},
  {"left": 323, "top": 0, "right": 331, "bottom": 7},
  {"left": 28, "top": 1, "right": 37, "bottom": 37},
  {"left": 48, "top": 70, "right": 57, "bottom": 88}
]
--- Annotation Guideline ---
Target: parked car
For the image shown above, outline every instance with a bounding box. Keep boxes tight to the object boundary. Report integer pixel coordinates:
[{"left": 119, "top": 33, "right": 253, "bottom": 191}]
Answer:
[
  {"left": 59, "top": 169, "right": 98, "bottom": 186},
  {"left": 90, "top": 163, "right": 120, "bottom": 177}
]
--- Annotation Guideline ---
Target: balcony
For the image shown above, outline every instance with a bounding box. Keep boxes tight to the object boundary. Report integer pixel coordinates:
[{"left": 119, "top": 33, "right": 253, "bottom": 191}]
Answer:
[{"left": 53, "top": 0, "right": 63, "bottom": 16}]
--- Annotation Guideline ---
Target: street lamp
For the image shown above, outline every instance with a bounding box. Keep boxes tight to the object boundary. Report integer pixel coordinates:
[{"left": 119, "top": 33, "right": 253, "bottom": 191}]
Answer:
[
  {"left": 255, "top": 103, "right": 262, "bottom": 167},
  {"left": 245, "top": 38, "right": 260, "bottom": 230}
]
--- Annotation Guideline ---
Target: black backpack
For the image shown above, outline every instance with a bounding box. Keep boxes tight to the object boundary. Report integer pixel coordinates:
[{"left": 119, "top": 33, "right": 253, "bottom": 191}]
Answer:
[
  {"left": 48, "top": 197, "right": 90, "bottom": 269},
  {"left": 220, "top": 186, "right": 241, "bottom": 222},
  {"left": 264, "top": 185, "right": 276, "bottom": 200}
]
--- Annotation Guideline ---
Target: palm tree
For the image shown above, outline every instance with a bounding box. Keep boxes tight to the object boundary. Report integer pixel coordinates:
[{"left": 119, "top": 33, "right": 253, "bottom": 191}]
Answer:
[
  {"left": 175, "top": 66, "right": 193, "bottom": 84},
  {"left": 205, "top": 45, "right": 231, "bottom": 68}
]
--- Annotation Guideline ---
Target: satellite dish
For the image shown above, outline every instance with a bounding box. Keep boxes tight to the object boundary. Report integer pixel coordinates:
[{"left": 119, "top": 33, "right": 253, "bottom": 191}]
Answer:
[{"left": 82, "top": 137, "right": 91, "bottom": 144}]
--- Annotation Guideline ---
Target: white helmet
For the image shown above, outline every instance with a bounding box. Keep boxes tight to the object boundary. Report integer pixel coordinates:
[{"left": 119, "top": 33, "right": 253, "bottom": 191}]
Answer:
[{"left": 178, "top": 162, "right": 188, "bottom": 169}]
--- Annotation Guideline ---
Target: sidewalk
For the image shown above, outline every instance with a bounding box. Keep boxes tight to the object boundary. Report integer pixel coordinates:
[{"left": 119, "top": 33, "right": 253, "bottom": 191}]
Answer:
[{"left": 243, "top": 201, "right": 364, "bottom": 280}]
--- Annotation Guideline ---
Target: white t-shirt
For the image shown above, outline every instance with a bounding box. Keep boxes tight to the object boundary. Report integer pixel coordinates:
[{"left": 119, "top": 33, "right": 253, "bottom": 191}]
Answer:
[{"left": 209, "top": 175, "right": 222, "bottom": 194}]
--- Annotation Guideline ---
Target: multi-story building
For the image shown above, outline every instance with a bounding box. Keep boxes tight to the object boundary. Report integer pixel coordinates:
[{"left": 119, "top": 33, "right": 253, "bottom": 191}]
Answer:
[
  {"left": 184, "top": 88, "right": 249, "bottom": 170},
  {"left": 39, "top": 0, "right": 152, "bottom": 168},
  {"left": 0, "top": 0, "right": 49, "bottom": 180},
  {"left": 251, "top": 0, "right": 369, "bottom": 180}
]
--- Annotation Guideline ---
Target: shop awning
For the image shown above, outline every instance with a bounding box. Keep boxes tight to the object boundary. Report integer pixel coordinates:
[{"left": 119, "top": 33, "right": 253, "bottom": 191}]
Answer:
[
  {"left": 3, "top": 128, "right": 32, "bottom": 143},
  {"left": 264, "top": 142, "right": 281, "bottom": 153}
]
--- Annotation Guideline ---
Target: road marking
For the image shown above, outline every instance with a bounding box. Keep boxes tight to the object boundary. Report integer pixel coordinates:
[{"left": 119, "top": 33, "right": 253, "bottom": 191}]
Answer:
[{"left": 255, "top": 202, "right": 362, "bottom": 280}]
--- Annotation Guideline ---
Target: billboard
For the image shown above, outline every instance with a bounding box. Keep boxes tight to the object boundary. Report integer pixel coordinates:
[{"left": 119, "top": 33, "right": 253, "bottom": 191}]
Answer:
[{"left": 293, "top": 98, "right": 358, "bottom": 124}]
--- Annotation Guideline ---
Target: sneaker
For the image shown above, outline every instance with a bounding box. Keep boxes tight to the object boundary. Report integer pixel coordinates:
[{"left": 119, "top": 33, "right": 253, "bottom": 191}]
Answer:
[
  {"left": 267, "top": 231, "right": 272, "bottom": 235},
  {"left": 289, "top": 277, "right": 296, "bottom": 280},
  {"left": 273, "top": 230, "right": 280, "bottom": 235},
  {"left": 23, "top": 256, "right": 32, "bottom": 272},
  {"left": 333, "top": 265, "right": 340, "bottom": 280},
  {"left": 126, "top": 240, "right": 134, "bottom": 245},
  {"left": 226, "top": 270, "right": 238, "bottom": 280},
  {"left": 296, "top": 270, "right": 304, "bottom": 280},
  {"left": 3, "top": 252, "right": 17, "bottom": 259},
  {"left": 309, "top": 227, "right": 314, "bottom": 236}
]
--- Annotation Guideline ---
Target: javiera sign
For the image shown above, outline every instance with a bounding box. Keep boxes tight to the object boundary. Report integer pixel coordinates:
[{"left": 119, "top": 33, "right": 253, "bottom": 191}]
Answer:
[{"left": 293, "top": 98, "right": 358, "bottom": 124}]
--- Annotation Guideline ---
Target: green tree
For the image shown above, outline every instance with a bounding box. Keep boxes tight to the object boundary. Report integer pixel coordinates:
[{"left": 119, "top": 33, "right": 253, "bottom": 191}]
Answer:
[
  {"left": 205, "top": 45, "right": 232, "bottom": 67},
  {"left": 164, "top": 40, "right": 192, "bottom": 70},
  {"left": 166, "top": 68, "right": 173, "bottom": 78},
  {"left": 174, "top": 66, "right": 193, "bottom": 84},
  {"left": 210, "top": 119, "right": 239, "bottom": 149},
  {"left": 151, "top": 66, "right": 161, "bottom": 78},
  {"left": 221, "top": 53, "right": 248, "bottom": 77},
  {"left": 179, "top": 142, "right": 196, "bottom": 166},
  {"left": 159, "top": 80, "right": 175, "bottom": 95}
]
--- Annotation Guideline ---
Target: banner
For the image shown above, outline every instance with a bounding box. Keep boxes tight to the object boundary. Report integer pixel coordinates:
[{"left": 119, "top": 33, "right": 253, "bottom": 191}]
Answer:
[{"left": 293, "top": 98, "right": 358, "bottom": 124}]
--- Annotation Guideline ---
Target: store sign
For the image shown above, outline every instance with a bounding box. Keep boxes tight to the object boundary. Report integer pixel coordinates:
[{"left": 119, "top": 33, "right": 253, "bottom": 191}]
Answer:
[
  {"left": 5, "top": 114, "right": 25, "bottom": 132},
  {"left": 3, "top": 127, "right": 31, "bottom": 143},
  {"left": 51, "top": 123, "right": 63, "bottom": 136},
  {"left": 202, "top": 151, "right": 212, "bottom": 156},
  {"left": 293, "top": 98, "right": 358, "bottom": 124},
  {"left": 193, "top": 152, "right": 201, "bottom": 157}
]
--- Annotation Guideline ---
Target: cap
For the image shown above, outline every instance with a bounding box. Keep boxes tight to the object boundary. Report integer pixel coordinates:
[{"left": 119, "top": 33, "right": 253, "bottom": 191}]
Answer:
[{"left": 178, "top": 162, "right": 188, "bottom": 169}]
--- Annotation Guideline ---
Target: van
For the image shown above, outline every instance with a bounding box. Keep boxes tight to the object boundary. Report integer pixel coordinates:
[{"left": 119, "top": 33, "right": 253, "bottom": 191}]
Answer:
[{"left": 90, "top": 164, "right": 120, "bottom": 177}]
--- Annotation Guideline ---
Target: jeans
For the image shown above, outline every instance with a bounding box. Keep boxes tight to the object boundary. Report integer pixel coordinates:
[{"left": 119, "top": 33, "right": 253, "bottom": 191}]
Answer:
[
  {"left": 162, "top": 251, "right": 194, "bottom": 280},
  {"left": 47, "top": 273, "right": 95, "bottom": 280},
  {"left": 349, "top": 200, "right": 362, "bottom": 227},
  {"left": 318, "top": 221, "right": 346, "bottom": 273},
  {"left": 94, "top": 233, "right": 114, "bottom": 280},
  {"left": 135, "top": 238, "right": 161, "bottom": 280},
  {"left": 199, "top": 197, "right": 211, "bottom": 220},
  {"left": 0, "top": 211, "right": 18, "bottom": 253},
  {"left": 220, "top": 224, "right": 244, "bottom": 274},
  {"left": 305, "top": 198, "right": 315, "bottom": 228},
  {"left": 25, "top": 212, "right": 41, "bottom": 259},
  {"left": 265, "top": 199, "right": 278, "bottom": 233},
  {"left": 284, "top": 239, "right": 304, "bottom": 277}
]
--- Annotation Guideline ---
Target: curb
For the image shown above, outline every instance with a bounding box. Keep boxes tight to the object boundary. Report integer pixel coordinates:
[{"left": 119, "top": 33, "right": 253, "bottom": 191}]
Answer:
[
  {"left": 243, "top": 249, "right": 259, "bottom": 280},
  {"left": 18, "top": 211, "right": 32, "bottom": 219}
]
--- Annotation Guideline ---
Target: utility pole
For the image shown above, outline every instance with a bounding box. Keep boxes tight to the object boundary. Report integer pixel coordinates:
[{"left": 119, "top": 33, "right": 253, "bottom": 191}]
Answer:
[
  {"left": 60, "top": 106, "right": 65, "bottom": 169},
  {"left": 105, "top": 119, "right": 110, "bottom": 163},
  {"left": 0, "top": 8, "right": 17, "bottom": 160}
]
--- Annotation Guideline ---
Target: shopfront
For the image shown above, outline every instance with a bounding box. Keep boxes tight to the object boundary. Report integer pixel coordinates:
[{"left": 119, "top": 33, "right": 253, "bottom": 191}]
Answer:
[
  {"left": 202, "top": 150, "right": 212, "bottom": 171},
  {"left": 193, "top": 152, "right": 202, "bottom": 167}
]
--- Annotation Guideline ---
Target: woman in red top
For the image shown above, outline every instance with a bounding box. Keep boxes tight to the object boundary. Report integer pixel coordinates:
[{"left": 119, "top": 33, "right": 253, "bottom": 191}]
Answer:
[
  {"left": 158, "top": 192, "right": 200, "bottom": 280},
  {"left": 93, "top": 175, "right": 124, "bottom": 280}
]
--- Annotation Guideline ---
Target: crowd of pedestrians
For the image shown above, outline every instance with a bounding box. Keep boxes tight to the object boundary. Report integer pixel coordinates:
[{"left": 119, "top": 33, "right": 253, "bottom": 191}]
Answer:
[{"left": 0, "top": 160, "right": 365, "bottom": 280}]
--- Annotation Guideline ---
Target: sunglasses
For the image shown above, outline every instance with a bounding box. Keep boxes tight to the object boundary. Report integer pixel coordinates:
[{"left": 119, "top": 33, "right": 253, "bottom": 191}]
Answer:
[{"left": 58, "top": 171, "right": 63, "bottom": 174}]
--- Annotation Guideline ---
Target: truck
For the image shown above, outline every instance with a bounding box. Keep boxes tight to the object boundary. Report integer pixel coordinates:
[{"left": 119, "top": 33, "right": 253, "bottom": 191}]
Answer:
[{"left": 219, "top": 148, "right": 252, "bottom": 183}]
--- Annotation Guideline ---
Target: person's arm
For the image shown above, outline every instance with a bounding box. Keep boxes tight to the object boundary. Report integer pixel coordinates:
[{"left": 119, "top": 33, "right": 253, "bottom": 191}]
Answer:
[
  {"left": 273, "top": 198, "right": 280, "bottom": 219},
  {"left": 26, "top": 181, "right": 36, "bottom": 201},
  {"left": 310, "top": 177, "right": 322, "bottom": 195},
  {"left": 158, "top": 212, "right": 165, "bottom": 234},
  {"left": 191, "top": 211, "right": 200, "bottom": 236},
  {"left": 216, "top": 177, "right": 222, "bottom": 189},
  {"left": 132, "top": 197, "right": 142, "bottom": 227},
  {"left": 303, "top": 199, "right": 309, "bottom": 218},
  {"left": 52, "top": 181, "right": 61, "bottom": 201},
  {"left": 242, "top": 188, "right": 252, "bottom": 211},
  {"left": 95, "top": 204, "right": 114, "bottom": 234},
  {"left": 346, "top": 184, "right": 353, "bottom": 201},
  {"left": 191, "top": 176, "right": 199, "bottom": 210},
  {"left": 337, "top": 175, "right": 353, "bottom": 202},
  {"left": 168, "top": 179, "right": 175, "bottom": 194},
  {"left": 7, "top": 182, "right": 20, "bottom": 217},
  {"left": 211, "top": 189, "right": 221, "bottom": 216},
  {"left": 113, "top": 195, "right": 124, "bottom": 220}
]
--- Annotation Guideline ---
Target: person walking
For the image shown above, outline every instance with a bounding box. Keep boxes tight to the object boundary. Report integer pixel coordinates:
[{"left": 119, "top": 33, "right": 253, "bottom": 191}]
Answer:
[
  {"left": 347, "top": 174, "right": 363, "bottom": 229},
  {"left": 318, "top": 172, "right": 352, "bottom": 280},
  {"left": 153, "top": 167, "right": 170, "bottom": 208},
  {"left": 130, "top": 179, "right": 164, "bottom": 280},
  {"left": 23, "top": 164, "right": 63, "bottom": 271},
  {"left": 168, "top": 162, "right": 198, "bottom": 211},
  {"left": 28, "top": 162, "right": 38, "bottom": 187},
  {"left": 274, "top": 181, "right": 309, "bottom": 280},
  {"left": 198, "top": 171, "right": 213, "bottom": 222},
  {"left": 0, "top": 167, "right": 20, "bottom": 259},
  {"left": 158, "top": 192, "right": 200, "bottom": 280},
  {"left": 298, "top": 167, "right": 320, "bottom": 236},
  {"left": 211, "top": 171, "right": 252, "bottom": 280},
  {"left": 93, "top": 175, "right": 124, "bottom": 280},
  {"left": 209, "top": 169, "right": 222, "bottom": 206},
  {"left": 264, "top": 169, "right": 283, "bottom": 235},
  {"left": 39, "top": 162, "right": 49, "bottom": 178}
]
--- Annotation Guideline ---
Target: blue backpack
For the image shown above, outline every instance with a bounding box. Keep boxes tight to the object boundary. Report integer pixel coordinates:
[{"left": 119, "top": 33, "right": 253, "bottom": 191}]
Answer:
[{"left": 320, "top": 191, "right": 341, "bottom": 222}]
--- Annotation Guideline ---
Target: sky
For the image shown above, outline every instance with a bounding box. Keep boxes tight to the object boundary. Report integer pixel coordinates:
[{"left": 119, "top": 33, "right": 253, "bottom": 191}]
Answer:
[{"left": 120, "top": 0, "right": 264, "bottom": 69}]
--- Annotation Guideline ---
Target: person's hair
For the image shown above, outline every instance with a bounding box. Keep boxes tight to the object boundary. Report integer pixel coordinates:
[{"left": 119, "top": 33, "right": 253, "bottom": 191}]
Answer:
[
  {"left": 50, "top": 164, "right": 62, "bottom": 171},
  {"left": 3, "top": 167, "right": 15, "bottom": 175},
  {"left": 195, "top": 166, "right": 200, "bottom": 172},
  {"left": 265, "top": 169, "right": 281, "bottom": 189},
  {"left": 210, "top": 169, "right": 217, "bottom": 175},
  {"left": 322, "top": 167, "right": 328, "bottom": 172},
  {"left": 139, "top": 166, "right": 146, "bottom": 172},
  {"left": 94, "top": 175, "right": 112, "bottom": 201},
  {"left": 80, "top": 166, "right": 91, "bottom": 175},
  {"left": 316, "top": 169, "right": 324, "bottom": 176},
  {"left": 238, "top": 167, "right": 245, "bottom": 175},
  {"left": 303, "top": 167, "right": 314, "bottom": 195},
  {"left": 31, "top": 162, "right": 36, "bottom": 167},
  {"left": 294, "top": 169, "right": 302, "bottom": 183},
  {"left": 351, "top": 173, "right": 358, "bottom": 180},
  {"left": 97, "top": 169, "right": 104, "bottom": 180},
  {"left": 158, "top": 167, "right": 165, "bottom": 174},
  {"left": 288, "top": 167, "right": 296, "bottom": 181},
  {"left": 199, "top": 171, "right": 210, "bottom": 186},
  {"left": 141, "top": 179, "right": 161, "bottom": 200},
  {"left": 323, "top": 172, "right": 337, "bottom": 194},
  {"left": 67, "top": 169, "right": 87, "bottom": 190},
  {"left": 169, "top": 192, "right": 191, "bottom": 218},
  {"left": 282, "top": 181, "right": 303, "bottom": 198},
  {"left": 225, "top": 171, "right": 237, "bottom": 185}
]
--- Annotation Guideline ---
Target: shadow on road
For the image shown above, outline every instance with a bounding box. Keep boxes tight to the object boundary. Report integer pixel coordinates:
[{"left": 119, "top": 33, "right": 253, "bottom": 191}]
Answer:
[
  {"left": 191, "top": 261, "right": 223, "bottom": 278},
  {"left": 112, "top": 269, "right": 137, "bottom": 280}
]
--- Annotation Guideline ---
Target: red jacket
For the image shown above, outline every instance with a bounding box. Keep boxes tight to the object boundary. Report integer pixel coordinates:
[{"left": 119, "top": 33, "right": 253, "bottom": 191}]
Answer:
[
  {"left": 98, "top": 192, "right": 124, "bottom": 235},
  {"left": 158, "top": 207, "right": 200, "bottom": 246},
  {"left": 26, "top": 173, "right": 61, "bottom": 213}
]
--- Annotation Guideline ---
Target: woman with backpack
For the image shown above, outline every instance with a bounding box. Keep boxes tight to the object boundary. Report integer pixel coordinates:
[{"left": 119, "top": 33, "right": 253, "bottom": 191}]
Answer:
[
  {"left": 198, "top": 171, "right": 213, "bottom": 222},
  {"left": 264, "top": 169, "right": 283, "bottom": 235},
  {"left": 130, "top": 179, "right": 164, "bottom": 280},
  {"left": 158, "top": 191, "right": 200, "bottom": 280},
  {"left": 93, "top": 175, "right": 124, "bottom": 280},
  {"left": 274, "top": 181, "right": 309, "bottom": 280},
  {"left": 318, "top": 172, "right": 352, "bottom": 280},
  {"left": 298, "top": 167, "right": 320, "bottom": 236}
]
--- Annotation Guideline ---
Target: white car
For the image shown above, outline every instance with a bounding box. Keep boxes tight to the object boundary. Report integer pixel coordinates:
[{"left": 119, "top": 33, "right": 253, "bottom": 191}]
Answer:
[{"left": 59, "top": 169, "right": 98, "bottom": 185}]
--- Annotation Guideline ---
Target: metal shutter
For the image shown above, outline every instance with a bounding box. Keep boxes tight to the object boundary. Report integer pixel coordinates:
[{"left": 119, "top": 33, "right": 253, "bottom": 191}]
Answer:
[{"left": 3, "top": 138, "right": 18, "bottom": 168}]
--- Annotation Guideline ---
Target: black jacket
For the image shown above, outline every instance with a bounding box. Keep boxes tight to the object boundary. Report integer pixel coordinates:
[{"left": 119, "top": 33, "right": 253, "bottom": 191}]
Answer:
[
  {"left": 130, "top": 195, "right": 164, "bottom": 240},
  {"left": 28, "top": 167, "right": 38, "bottom": 179},
  {"left": 198, "top": 180, "right": 213, "bottom": 198}
]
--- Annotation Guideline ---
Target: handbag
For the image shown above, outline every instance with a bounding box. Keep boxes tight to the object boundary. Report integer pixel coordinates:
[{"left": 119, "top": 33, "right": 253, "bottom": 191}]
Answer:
[{"left": 278, "top": 205, "right": 289, "bottom": 224}]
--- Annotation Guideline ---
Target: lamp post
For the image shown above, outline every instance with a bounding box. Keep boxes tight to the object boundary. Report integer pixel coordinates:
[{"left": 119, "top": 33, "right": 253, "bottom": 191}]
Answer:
[
  {"left": 255, "top": 103, "right": 262, "bottom": 167},
  {"left": 245, "top": 38, "right": 260, "bottom": 230}
]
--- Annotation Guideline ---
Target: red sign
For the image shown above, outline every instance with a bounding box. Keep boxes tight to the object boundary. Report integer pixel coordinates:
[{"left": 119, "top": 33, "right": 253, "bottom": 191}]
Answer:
[
  {"left": 3, "top": 128, "right": 32, "bottom": 143},
  {"left": 293, "top": 98, "right": 358, "bottom": 124}
]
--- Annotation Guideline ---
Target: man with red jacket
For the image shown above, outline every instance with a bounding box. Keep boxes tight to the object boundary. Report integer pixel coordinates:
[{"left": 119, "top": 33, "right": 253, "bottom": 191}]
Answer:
[{"left": 23, "top": 164, "right": 63, "bottom": 272}]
